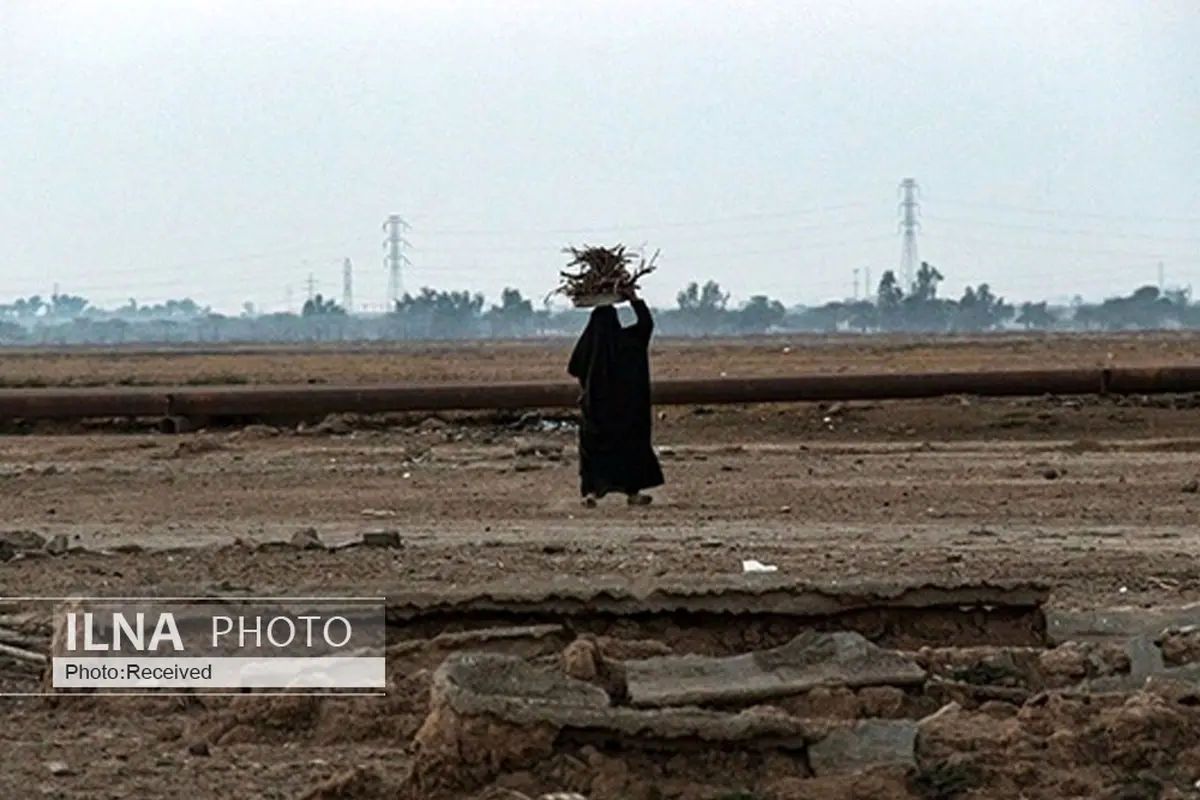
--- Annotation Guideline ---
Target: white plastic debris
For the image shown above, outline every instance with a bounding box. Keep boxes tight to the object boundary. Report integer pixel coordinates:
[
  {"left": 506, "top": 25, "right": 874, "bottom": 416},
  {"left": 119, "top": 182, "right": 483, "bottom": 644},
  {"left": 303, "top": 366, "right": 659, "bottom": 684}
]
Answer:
[
  {"left": 742, "top": 559, "right": 778, "bottom": 573},
  {"left": 360, "top": 508, "right": 396, "bottom": 518}
]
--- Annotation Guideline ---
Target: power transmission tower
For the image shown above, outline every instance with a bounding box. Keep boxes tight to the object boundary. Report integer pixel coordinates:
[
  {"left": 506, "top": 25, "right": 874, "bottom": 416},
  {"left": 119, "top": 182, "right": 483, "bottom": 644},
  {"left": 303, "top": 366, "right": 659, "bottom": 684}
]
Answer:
[
  {"left": 305, "top": 273, "right": 317, "bottom": 302},
  {"left": 342, "top": 258, "right": 353, "bottom": 313},
  {"left": 897, "top": 178, "right": 921, "bottom": 291},
  {"left": 382, "top": 214, "right": 412, "bottom": 308}
]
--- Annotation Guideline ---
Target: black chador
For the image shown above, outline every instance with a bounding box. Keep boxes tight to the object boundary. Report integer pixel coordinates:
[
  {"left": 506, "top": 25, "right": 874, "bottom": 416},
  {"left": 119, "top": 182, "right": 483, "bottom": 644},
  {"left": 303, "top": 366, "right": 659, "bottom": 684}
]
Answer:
[{"left": 567, "top": 297, "right": 665, "bottom": 506}]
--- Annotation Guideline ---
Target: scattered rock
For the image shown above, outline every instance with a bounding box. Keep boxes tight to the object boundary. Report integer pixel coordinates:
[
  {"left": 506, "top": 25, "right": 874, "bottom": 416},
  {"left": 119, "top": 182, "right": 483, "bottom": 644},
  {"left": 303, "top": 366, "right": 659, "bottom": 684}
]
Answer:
[
  {"left": 0, "top": 530, "right": 47, "bottom": 551},
  {"left": 1126, "top": 634, "right": 1167, "bottom": 681},
  {"left": 44, "top": 534, "right": 70, "bottom": 557},
  {"left": 187, "top": 741, "right": 210, "bottom": 757},
  {"left": 623, "top": 631, "right": 926, "bottom": 708},
  {"left": 560, "top": 637, "right": 629, "bottom": 706},
  {"left": 1159, "top": 626, "right": 1200, "bottom": 666},
  {"left": 45, "top": 761, "right": 72, "bottom": 776},
  {"left": 1182, "top": 479, "right": 1200, "bottom": 494},
  {"left": 236, "top": 424, "right": 281, "bottom": 439},
  {"left": 1041, "top": 467, "right": 1062, "bottom": 480},
  {"left": 361, "top": 530, "right": 403, "bottom": 549},
  {"left": 513, "top": 439, "right": 564, "bottom": 459},
  {"left": 1038, "top": 642, "right": 1091, "bottom": 682},
  {"left": 0, "top": 540, "right": 14, "bottom": 563},
  {"left": 313, "top": 414, "right": 355, "bottom": 436},
  {"left": 806, "top": 719, "right": 918, "bottom": 776},
  {"left": 290, "top": 528, "right": 325, "bottom": 550}
]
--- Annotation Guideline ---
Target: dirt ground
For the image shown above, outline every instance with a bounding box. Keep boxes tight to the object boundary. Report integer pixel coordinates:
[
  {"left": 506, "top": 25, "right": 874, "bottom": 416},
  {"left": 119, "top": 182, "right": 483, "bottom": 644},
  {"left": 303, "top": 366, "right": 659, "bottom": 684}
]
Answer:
[
  {"left": 3, "top": 330, "right": 1200, "bottom": 388},
  {"left": 4, "top": 332, "right": 1200, "bottom": 799}
]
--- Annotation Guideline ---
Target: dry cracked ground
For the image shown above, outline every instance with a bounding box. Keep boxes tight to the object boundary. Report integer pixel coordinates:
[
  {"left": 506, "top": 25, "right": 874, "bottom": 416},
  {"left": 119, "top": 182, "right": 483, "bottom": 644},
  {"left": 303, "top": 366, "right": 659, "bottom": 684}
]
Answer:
[{"left": 3, "top": 333, "right": 1200, "bottom": 799}]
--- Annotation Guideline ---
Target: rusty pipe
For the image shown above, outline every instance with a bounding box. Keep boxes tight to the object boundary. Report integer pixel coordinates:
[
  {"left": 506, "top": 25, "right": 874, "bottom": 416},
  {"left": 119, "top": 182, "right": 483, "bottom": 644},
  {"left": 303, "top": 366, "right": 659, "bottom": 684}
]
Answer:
[
  {"left": 0, "top": 388, "right": 169, "bottom": 421},
  {"left": 166, "top": 382, "right": 581, "bottom": 418},
  {"left": 649, "top": 369, "right": 1107, "bottom": 405},
  {"left": 1104, "top": 365, "right": 1200, "bottom": 395},
  {"left": 4, "top": 365, "right": 1200, "bottom": 423},
  {"left": 163, "top": 368, "right": 1108, "bottom": 418},
  {"left": 161, "top": 368, "right": 1107, "bottom": 418}
]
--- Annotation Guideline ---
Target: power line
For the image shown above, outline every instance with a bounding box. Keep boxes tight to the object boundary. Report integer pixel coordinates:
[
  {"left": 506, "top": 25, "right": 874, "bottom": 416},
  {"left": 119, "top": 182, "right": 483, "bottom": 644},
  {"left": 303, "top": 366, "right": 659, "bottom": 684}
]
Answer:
[
  {"left": 23, "top": 190, "right": 1198, "bottom": 310},
  {"left": 37, "top": 204, "right": 884, "bottom": 284},
  {"left": 60, "top": 239, "right": 373, "bottom": 282},
  {"left": 920, "top": 214, "right": 1200, "bottom": 243},
  {"left": 411, "top": 200, "right": 880, "bottom": 237},
  {"left": 922, "top": 231, "right": 1198, "bottom": 261},
  {"left": 922, "top": 196, "right": 1200, "bottom": 226},
  {"left": 406, "top": 221, "right": 885, "bottom": 258}
]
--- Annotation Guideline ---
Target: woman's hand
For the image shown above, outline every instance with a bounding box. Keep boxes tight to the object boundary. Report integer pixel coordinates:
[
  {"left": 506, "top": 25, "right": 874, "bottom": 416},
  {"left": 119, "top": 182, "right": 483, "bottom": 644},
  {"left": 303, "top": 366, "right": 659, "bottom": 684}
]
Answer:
[{"left": 619, "top": 284, "right": 638, "bottom": 302}]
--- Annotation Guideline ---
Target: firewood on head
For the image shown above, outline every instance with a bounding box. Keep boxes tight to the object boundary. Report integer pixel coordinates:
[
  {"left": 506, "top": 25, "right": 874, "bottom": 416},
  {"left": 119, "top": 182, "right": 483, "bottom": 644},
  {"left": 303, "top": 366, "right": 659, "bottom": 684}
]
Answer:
[{"left": 548, "top": 244, "right": 659, "bottom": 306}]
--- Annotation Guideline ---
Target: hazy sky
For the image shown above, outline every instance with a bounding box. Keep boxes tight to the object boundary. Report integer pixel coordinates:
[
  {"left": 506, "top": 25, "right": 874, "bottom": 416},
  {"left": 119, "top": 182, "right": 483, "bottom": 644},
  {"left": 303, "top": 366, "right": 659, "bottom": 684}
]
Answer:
[{"left": 3, "top": 0, "right": 1198, "bottom": 313}]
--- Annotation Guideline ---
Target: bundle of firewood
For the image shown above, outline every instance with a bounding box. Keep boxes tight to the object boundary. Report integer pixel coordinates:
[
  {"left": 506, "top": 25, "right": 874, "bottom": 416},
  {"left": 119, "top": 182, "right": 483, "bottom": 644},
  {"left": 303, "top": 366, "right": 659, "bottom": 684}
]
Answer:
[{"left": 550, "top": 244, "right": 658, "bottom": 306}]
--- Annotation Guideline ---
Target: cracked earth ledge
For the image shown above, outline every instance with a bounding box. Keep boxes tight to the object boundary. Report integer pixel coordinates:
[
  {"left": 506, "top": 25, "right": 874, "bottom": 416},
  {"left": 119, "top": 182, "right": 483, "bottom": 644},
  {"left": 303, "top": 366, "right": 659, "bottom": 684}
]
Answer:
[
  {"left": 377, "top": 577, "right": 1200, "bottom": 799},
  {"left": 12, "top": 569, "right": 1200, "bottom": 798}
]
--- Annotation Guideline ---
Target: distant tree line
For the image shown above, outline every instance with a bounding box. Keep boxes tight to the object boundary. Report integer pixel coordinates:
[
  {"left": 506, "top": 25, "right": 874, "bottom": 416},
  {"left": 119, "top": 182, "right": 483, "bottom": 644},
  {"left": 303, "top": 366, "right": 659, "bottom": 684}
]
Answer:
[{"left": 1, "top": 263, "right": 1196, "bottom": 345}]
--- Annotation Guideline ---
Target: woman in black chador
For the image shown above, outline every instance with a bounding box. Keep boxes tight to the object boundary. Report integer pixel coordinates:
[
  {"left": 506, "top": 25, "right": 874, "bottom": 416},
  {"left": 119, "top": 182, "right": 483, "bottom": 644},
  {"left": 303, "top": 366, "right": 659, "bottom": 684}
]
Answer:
[{"left": 567, "top": 286, "right": 665, "bottom": 508}]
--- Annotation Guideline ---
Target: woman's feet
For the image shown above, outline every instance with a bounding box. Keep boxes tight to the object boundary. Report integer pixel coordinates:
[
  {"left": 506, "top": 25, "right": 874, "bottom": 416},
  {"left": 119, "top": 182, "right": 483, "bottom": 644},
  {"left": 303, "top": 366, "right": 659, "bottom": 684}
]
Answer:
[{"left": 580, "top": 492, "right": 652, "bottom": 507}]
